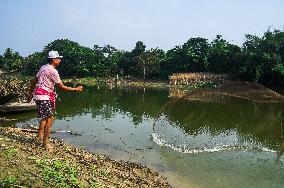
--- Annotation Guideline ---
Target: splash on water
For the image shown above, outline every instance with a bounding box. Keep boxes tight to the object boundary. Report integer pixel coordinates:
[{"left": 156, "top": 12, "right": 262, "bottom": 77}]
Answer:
[{"left": 151, "top": 133, "right": 277, "bottom": 154}]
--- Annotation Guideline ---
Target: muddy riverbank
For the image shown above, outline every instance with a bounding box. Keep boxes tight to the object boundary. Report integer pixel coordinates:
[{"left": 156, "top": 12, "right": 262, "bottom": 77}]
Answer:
[{"left": 0, "top": 127, "right": 171, "bottom": 187}]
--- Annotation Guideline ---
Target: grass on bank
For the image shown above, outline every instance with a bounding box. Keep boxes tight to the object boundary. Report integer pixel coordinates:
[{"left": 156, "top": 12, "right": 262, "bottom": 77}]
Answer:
[
  {"left": 0, "top": 146, "right": 104, "bottom": 188},
  {"left": 0, "top": 128, "right": 170, "bottom": 188}
]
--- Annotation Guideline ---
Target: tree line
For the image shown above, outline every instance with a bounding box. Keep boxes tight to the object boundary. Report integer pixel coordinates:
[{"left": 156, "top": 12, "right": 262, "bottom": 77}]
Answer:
[{"left": 0, "top": 29, "right": 284, "bottom": 84}]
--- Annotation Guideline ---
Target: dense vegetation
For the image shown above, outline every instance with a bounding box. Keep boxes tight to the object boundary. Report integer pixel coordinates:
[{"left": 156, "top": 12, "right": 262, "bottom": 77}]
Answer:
[{"left": 1, "top": 29, "right": 284, "bottom": 84}]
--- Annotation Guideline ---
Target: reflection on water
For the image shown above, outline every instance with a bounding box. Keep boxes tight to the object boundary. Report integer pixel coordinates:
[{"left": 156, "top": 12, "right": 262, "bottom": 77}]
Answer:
[
  {"left": 56, "top": 86, "right": 169, "bottom": 125},
  {"left": 0, "top": 111, "right": 35, "bottom": 127},
  {"left": 1, "top": 85, "right": 284, "bottom": 188}
]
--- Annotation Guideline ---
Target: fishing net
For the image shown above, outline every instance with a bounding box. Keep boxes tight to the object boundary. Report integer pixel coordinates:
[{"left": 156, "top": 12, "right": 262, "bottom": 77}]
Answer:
[
  {"left": 152, "top": 81, "right": 284, "bottom": 154},
  {"left": 169, "top": 81, "right": 284, "bottom": 103}
]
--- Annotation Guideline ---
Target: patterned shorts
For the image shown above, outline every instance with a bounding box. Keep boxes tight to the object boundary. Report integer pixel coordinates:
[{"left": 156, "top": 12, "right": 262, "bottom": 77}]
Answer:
[{"left": 35, "top": 100, "right": 55, "bottom": 120}]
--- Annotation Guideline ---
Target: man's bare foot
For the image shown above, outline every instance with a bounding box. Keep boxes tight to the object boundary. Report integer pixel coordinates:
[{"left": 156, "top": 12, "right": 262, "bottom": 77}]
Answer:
[
  {"left": 36, "top": 139, "right": 43, "bottom": 147},
  {"left": 44, "top": 144, "right": 53, "bottom": 152}
]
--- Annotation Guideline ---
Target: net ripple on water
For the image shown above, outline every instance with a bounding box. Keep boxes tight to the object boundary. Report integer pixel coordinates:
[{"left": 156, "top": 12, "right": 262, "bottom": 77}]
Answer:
[{"left": 151, "top": 132, "right": 277, "bottom": 154}]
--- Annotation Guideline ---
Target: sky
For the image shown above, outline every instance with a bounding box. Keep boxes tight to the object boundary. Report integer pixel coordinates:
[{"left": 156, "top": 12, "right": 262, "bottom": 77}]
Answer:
[{"left": 0, "top": 0, "right": 283, "bottom": 56}]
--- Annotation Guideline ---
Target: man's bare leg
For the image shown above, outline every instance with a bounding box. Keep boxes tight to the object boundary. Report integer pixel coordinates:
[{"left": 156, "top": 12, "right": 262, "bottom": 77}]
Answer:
[
  {"left": 38, "top": 118, "right": 47, "bottom": 145},
  {"left": 44, "top": 116, "right": 54, "bottom": 151}
]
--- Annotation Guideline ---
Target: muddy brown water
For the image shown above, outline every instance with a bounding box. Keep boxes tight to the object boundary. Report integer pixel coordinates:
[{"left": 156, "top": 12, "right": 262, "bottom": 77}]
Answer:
[{"left": 1, "top": 85, "right": 284, "bottom": 188}]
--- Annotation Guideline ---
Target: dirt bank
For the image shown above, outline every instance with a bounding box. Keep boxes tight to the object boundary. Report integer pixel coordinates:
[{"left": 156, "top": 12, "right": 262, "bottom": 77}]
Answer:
[{"left": 0, "top": 127, "right": 171, "bottom": 187}]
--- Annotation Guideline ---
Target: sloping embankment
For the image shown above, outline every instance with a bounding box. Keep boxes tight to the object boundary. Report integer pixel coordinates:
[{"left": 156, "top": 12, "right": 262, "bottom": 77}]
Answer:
[{"left": 0, "top": 127, "right": 171, "bottom": 187}]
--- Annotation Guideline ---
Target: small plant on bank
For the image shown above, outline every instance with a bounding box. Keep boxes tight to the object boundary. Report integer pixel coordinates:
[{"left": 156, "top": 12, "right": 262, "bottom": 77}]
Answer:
[
  {"left": 99, "top": 170, "right": 111, "bottom": 178},
  {"left": 91, "top": 164, "right": 97, "bottom": 174},
  {"left": 33, "top": 157, "right": 82, "bottom": 188},
  {"left": 0, "top": 175, "right": 20, "bottom": 187},
  {"left": 4, "top": 148, "right": 17, "bottom": 160},
  {"left": 88, "top": 179, "right": 103, "bottom": 188},
  {"left": 91, "top": 164, "right": 111, "bottom": 179}
]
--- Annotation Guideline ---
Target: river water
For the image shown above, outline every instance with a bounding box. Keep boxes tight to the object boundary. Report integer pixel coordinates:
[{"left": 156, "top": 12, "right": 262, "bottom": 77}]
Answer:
[{"left": 2, "top": 86, "right": 284, "bottom": 188}]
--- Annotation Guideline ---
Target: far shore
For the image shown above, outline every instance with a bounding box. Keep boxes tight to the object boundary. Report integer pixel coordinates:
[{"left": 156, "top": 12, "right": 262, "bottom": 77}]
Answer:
[
  {"left": 62, "top": 76, "right": 218, "bottom": 91},
  {"left": 63, "top": 77, "right": 170, "bottom": 88}
]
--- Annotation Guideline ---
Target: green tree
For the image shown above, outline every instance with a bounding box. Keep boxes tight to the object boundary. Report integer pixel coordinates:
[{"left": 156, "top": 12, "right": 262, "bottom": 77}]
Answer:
[
  {"left": 207, "top": 35, "right": 242, "bottom": 80},
  {"left": 241, "top": 34, "right": 263, "bottom": 81},
  {"left": 259, "top": 30, "right": 284, "bottom": 83},
  {"left": 0, "top": 48, "right": 23, "bottom": 71},
  {"left": 107, "top": 50, "right": 126, "bottom": 75},
  {"left": 182, "top": 37, "right": 210, "bottom": 72},
  {"left": 0, "top": 54, "right": 3, "bottom": 70},
  {"left": 164, "top": 45, "right": 185, "bottom": 75},
  {"left": 99, "top": 44, "right": 122, "bottom": 76},
  {"left": 208, "top": 35, "right": 229, "bottom": 73},
  {"left": 22, "top": 52, "right": 46, "bottom": 75},
  {"left": 132, "top": 41, "right": 146, "bottom": 56},
  {"left": 240, "top": 29, "right": 284, "bottom": 83},
  {"left": 118, "top": 51, "right": 132, "bottom": 76},
  {"left": 118, "top": 41, "right": 147, "bottom": 76},
  {"left": 136, "top": 48, "right": 165, "bottom": 79},
  {"left": 163, "top": 38, "right": 210, "bottom": 76},
  {"left": 43, "top": 39, "right": 106, "bottom": 77}
]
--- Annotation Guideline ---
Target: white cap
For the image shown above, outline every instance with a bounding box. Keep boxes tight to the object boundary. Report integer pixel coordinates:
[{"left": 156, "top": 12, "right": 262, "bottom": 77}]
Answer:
[{"left": 48, "top": 50, "right": 63, "bottom": 59}]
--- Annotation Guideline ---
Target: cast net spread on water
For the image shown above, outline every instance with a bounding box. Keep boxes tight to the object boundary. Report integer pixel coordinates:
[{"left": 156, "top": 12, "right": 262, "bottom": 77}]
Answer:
[
  {"left": 169, "top": 81, "right": 284, "bottom": 103},
  {"left": 152, "top": 81, "right": 284, "bottom": 154}
]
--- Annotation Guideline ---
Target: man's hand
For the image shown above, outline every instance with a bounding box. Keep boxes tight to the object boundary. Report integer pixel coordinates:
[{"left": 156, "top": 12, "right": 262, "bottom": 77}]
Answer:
[
  {"left": 75, "top": 86, "right": 83, "bottom": 92},
  {"left": 57, "top": 81, "right": 83, "bottom": 92}
]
